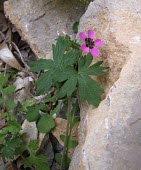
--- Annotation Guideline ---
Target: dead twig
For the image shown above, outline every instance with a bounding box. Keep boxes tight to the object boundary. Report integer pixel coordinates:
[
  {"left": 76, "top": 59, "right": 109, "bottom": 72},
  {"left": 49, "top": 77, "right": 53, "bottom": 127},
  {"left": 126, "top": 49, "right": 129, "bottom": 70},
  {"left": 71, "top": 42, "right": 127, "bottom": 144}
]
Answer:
[{"left": 11, "top": 42, "right": 30, "bottom": 70}]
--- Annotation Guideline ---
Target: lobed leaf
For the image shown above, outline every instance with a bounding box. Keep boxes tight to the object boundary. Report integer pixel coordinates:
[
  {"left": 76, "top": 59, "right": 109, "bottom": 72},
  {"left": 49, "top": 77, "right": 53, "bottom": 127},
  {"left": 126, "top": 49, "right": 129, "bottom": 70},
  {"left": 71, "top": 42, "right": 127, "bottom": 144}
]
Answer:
[
  {"left": 57, "top": 75, "right": 77, "bottom": 98},
  {"left": 2, "top": 137, "right": 22, "bottom": 160},
  {"left": 0, "top": 74, "right": 8, "bottom": 87},
  {"left": 86, "top": 61, "right": 108, "bottom": 76},
  {"left": 24, "top": 154, "right": 49, "bottom": 170},
  {"left": 53, "top": 36, "right": 69, "bottom": 64},
  {"left": 78, "top": 74, "right": 104, "bottom": 107},
  {"left": 78, "top": 53, "right": 93, "bottom": 72},
  {"left": 36, "top": 71, "right": 53, "bottom": 95},
  {"left": 63, "top": 49, "right": 80, "bottom": 66},
  {"left": 2, "top": 85, "right": 15, "bottom": 95},
  {"left": 30, "top": 59, "right": 53, "bottom": 72},
  {"left": 28, "top": 140, "right": 39, "bottom": 152}
]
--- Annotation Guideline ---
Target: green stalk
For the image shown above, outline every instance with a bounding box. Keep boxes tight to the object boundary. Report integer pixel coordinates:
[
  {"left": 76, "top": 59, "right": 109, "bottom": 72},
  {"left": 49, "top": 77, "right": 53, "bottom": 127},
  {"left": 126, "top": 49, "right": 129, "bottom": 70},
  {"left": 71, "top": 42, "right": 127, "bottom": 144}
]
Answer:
[
  {"left": 60, "top": 97, "right": 71, "bottom": 170},
  {"left": 66, "top": 103, "right": 77, "bottom": 158}
]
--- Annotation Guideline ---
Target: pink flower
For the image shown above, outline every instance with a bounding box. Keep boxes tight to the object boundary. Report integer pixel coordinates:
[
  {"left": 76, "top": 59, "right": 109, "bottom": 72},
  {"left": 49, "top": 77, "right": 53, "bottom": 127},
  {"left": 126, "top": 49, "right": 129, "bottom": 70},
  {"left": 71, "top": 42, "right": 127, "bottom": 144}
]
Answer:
[{"left": 79, "top": 30, "right": 103, "bottom": 57}]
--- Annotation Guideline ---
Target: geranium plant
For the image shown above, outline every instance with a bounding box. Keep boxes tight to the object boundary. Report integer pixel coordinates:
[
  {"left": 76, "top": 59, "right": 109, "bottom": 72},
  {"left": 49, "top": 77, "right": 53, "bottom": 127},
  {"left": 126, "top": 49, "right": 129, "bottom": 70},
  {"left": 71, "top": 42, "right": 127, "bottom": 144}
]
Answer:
[{"left": 30, "top": 30, "right": 108, "bottom": 169}]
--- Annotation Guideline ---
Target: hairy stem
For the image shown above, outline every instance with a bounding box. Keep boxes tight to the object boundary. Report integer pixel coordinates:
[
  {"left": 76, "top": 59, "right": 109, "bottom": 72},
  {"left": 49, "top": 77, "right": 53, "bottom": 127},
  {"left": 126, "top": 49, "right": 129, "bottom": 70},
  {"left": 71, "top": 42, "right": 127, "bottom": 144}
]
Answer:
[{"left": 60, "top": 97, "right": 71, "bottom": 170}]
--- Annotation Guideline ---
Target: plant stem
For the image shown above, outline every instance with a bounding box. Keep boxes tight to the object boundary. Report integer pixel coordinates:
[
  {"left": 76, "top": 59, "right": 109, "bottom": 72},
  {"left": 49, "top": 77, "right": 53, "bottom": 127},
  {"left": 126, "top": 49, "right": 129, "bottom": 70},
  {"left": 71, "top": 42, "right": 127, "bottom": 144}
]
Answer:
[
  {"left": 60, "top": 97, "right": 71, "bottom": 170},
  {"left": 66, "top": 103, "right": 77, "bottom": 158}
]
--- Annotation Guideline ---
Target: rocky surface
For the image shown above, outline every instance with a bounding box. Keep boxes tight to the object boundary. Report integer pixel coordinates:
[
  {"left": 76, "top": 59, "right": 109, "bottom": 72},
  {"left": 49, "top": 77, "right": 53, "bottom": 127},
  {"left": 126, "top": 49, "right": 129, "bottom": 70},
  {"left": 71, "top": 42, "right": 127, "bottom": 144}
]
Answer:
[
  {"left": 70, "top": 0, "right": 141, "bottom": 169},
  {"left": 4, "top": 0, "right": 86, "bottom": 58}
]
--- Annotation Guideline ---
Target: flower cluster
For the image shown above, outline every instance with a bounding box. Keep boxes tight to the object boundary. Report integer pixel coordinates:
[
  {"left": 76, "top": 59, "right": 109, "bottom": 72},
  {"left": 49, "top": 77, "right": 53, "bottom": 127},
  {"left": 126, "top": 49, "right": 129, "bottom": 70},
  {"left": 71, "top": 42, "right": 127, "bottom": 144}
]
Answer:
[{"left": 79, "top": 30, "right": 102, "bottom": 57}]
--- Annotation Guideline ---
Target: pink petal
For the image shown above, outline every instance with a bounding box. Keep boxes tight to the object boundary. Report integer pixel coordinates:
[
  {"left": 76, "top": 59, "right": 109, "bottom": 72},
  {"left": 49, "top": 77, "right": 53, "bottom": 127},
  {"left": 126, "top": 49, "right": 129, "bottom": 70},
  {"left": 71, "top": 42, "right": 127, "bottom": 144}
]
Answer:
[
  {"left": 90, "top": 48, "right": 99, "bottom": 57},
  {"left": 79, "top": 32, "right": 87, "bottom": 40},
  {"left": 81, "top": 44, "right": 89, "bottom": 53},
  {"left": 94, "top": 39, "right": 103, "bottom": 47},
  {"left": 88, "top": 30, "right": 95, "bottom": 39}
]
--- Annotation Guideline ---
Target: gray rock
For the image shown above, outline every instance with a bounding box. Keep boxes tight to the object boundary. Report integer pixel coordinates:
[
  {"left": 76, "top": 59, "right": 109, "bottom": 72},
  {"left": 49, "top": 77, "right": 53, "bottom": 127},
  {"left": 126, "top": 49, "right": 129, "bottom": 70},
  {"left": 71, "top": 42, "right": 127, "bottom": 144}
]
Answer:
[
  {"left": 42, "top": 141, "right": 54, "bottom": 167},
  {"left": 70, "top": 0, "right": 141, "bottom": 169},
  {"left": 0, "top": 158, "right": 5, "bottom": 170},
  {"left": 4, "top": 0, "right": 86, "bottom": 58},
  {"left": 21, "top": 120, "right": 38, "bottom": 143}
]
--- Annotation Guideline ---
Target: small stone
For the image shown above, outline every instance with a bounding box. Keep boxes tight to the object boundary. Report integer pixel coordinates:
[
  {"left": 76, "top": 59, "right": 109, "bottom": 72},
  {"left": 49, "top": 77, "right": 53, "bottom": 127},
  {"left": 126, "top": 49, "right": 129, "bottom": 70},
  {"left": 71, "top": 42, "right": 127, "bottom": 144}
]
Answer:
[{"left": 21, "top": 120, "right": 38, "bottom": 143}]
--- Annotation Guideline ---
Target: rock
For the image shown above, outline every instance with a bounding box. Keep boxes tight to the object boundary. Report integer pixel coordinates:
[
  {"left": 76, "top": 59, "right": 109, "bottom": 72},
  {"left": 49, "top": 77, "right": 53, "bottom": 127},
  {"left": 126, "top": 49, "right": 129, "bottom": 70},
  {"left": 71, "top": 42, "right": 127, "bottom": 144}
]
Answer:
[
  {"left": 49, "top": 133, "right": 63, "bottom": 153},
  {"left": 4, "top": 0, "right": 86, "bottom": 58},
  {"left": 21, "top": 120, "right": 38, "bottom": 143},
  {"left": 42, "top": 140, "right": 54, "bottom": 167},
  {"left": 14, "top": 73, "right": 34, "bottom": 102},
  {"left": 0, "top": 158, "right": 5, "bottom": 170},
  {"left": 70, "top": 0, "right": 141, "bottom": 169}
]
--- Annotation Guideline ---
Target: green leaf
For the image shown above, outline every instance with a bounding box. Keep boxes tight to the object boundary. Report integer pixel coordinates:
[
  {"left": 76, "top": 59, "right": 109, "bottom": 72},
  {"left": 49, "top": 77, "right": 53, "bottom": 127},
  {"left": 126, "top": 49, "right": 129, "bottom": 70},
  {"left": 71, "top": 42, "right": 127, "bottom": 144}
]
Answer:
[
  {"left": 24, "top": 154, "right": 49, "bottom": 170},
  {"left": 0, "top": 134, "right": 6, "bottom": 142},
  {"left": 78, "top": 56, "right": 85, "bottom": 71},
  {"left": 5, "top": 101, "right": 16, "bottom": 109},
  {"left": 53, "top": 36, "right": 69, "bottom": 64},
  {"left": 78, "top": 74, "right": 104, "bottom": 107},
  {"left": 60, "top": 134, "right": 65, "bottom": 142},
  {"left": 26, "top": 107, "right": 39, "bottom": 122},
  {"left": 72, "top": 21, "right": 79, "bottom": 33},
  {"left": 0, "top": 97, "right": 4, "bottom": 104},
  {"left": 86, "top": 61, "right": 108, "bottom": 76},
  {"left": 63, "top": 49, "right": 80, "bottom": 66},
  {"left": 15, "top": 145, "right": 27, "bottom": 155},
  {"left": 2, "top": 120, "right": 21, "bottom": 135},
  {"left": 79, "top": 54, "right": 93, "bottom": 72},
  {"left": 30, "top": 59, "right": 53, "bottom": 72},
  {"left": 0, "top": 74, "right": 8, "bottom": 87},
  {"left": 50, "top": 102, "right": 61, "bottom": 116},
  {"left": 35, "top": 36, "right": 80, "bottom": 96},
  {"left": 57, "top": 75, "right": 77, "bottom": 98},
  {"left": 68, "top": 139, "right": 78, "bottom": 149},
  {"left": 53, "top": 66, "right": 76, "bottom": 82},
  {"left": 36, "top": 104, "right": 48, "bottom": 111},
  {"left": 60, "top": 135, "right": 78, "bottom": 150},
  {"left": 55, "top": 153, "right": 62, "bottom": 165},
  {"left": 22, "top": 98, "right": 36, "bottom": 112},
  {"left": 55, "top": 153, "right": 70, "bottom": 168},
  {"left": 45, "top": 94, "right": 57, "bottom": 103},
  {"left": 70, "top": 115, "right": 79, "bottom": 128},
  {"left": 36, "top": 70, "right": 53, "bottom": 95},
  {"left": 3, "top": 85, "right": 15, "bottom": 95},
  {"left": 2, "top": 137, "right": 22, "bottom": 160},
  {"left": 0, "top": 112, "right": 9, "bottom": 119},
  {"left": 28, "top": 140, "right": 39, "bottom": 152},
  {"left": 37, "top": 115, "right": 55, "bottom": 133}
]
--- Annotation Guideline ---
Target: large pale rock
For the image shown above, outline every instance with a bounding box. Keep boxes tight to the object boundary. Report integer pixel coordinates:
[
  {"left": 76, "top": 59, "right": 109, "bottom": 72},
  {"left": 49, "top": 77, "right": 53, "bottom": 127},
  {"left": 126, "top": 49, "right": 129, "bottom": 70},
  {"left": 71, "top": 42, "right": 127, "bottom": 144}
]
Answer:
[
  {"left": 4, "top": 0, "right": 85, "bottom": 58},
  {"left": 70, "top": 0, "right": 141, "bottom": 169}
]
